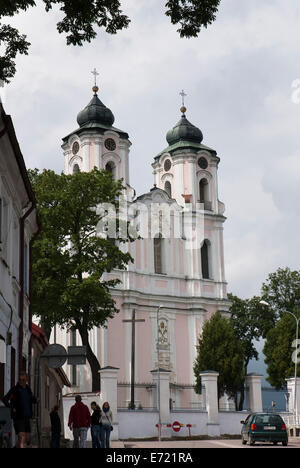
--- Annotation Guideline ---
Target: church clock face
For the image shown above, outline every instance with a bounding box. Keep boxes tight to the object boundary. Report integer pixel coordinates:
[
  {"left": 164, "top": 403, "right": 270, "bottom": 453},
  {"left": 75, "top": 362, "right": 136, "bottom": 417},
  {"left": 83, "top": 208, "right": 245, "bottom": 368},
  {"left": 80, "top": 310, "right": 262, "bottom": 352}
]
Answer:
[
  {"left": 164, "top": 159, "right": 171, "bottom": 172},
  {"left": 72, "top": 141, "right": 80, "bottom": 155},
  {"left": 198, "top": 157, "right": 208, "bottom": 170},
  {"left": 104, "top": 138, "right": 116, "bottom": 151}
]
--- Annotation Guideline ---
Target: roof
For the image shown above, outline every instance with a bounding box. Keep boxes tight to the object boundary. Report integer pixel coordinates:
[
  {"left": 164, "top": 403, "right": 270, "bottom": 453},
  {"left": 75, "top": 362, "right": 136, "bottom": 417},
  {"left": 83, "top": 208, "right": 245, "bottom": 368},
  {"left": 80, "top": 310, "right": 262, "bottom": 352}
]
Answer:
[{"left": 154, "top": 140, "right": 217, "bottom": 161}]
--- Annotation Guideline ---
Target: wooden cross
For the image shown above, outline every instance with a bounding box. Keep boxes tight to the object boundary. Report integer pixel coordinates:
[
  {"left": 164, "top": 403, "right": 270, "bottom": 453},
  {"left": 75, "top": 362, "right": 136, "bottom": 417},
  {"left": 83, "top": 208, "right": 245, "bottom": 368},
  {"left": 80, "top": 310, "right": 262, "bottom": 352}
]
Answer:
[
  {"left": 123, "top": 309, "right": 145, "bottom": 409},
  {"left": 91, "top": 68, "right": 99, "bottom": 87}
]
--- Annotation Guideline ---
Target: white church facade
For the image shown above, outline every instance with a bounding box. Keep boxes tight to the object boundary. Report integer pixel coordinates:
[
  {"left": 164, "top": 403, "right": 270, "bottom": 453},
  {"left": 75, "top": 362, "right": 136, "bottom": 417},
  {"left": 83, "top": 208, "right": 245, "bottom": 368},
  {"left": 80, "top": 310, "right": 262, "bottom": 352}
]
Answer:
[{"left": 56, "top": 81, "right": 231, "bottom": 411}]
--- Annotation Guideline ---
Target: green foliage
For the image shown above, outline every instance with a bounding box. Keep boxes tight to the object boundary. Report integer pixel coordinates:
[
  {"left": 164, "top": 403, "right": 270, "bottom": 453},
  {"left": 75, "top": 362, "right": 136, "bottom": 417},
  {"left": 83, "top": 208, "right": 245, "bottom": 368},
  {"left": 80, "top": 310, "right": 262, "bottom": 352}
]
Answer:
[
  {"left": 165, "top": 0, "right": 221, "bottom": 38},
  {"left": 29, "top": 168, "right": 133, "bottom": 390},
  {"left": 263, "top": 314, "right": 300, "bottom": 390},
  {"left": 261, "top": 267, "right": 300, "bottom": 320},
  {"left": 193, "top": 311, "right": 245, "bottom": 403},
  {"left": 0, "top": 0, "right": 222, "bottom": 83}
]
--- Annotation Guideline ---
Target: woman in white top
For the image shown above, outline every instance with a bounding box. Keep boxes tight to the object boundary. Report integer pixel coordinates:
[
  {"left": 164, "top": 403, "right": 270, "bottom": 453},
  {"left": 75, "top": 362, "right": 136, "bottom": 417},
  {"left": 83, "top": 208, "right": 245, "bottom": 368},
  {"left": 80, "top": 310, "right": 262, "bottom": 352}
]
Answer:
[{"left": 100, "top": 402, "right": 113, "bottom": 448}]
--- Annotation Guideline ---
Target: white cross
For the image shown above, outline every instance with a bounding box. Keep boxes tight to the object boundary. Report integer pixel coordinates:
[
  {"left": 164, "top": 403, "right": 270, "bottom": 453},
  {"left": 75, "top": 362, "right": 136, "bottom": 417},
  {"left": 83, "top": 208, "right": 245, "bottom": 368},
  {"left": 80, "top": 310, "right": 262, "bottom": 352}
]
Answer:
[
  {"left": 91, "top": 68, "right": 99, "bottom": 87},
  {"left": 180, "top": 89, "right": 187, "bottom": 107}
]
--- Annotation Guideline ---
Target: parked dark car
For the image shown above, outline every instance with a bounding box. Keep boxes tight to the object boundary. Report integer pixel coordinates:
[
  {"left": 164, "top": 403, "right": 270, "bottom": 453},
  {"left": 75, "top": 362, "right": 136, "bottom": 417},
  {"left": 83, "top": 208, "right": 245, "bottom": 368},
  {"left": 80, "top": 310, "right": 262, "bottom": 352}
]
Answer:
[{"left": 240, "top": 413, "right": 288, "bottom": 446}]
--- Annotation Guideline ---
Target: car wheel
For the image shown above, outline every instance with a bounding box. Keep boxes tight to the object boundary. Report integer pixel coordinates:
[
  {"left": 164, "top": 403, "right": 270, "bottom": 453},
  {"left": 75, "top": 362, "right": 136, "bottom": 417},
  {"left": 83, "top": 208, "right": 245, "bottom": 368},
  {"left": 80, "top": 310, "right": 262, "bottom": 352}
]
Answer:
[
  {"left": 249, "top": 437, "right": 255, "bottom": 446},
  {"left": 273, "top": 441, "right": 278, "bottom": 446},
  {"left": 282, "top": 441, "right": 288, "bottom": 447}
]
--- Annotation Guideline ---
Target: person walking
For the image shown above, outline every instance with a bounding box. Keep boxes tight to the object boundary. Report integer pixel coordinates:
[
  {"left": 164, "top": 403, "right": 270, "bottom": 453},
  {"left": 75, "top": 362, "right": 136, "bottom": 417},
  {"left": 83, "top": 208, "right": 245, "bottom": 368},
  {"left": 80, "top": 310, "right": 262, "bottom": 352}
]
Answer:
[
  {"left": 50, "top": 405, "right": 61, "bottom": 448},
  {"left": 68, "top": 395, "right": 91, "bottom": 448},
  {"left": 2, "top": 371, "right": 39, "bottom": 449},
  {"left": 100, "top": 402, "right": 113, "bottom": 449},
  {"left": 90, "top": 402, "right": 101, "bottom": 448}
]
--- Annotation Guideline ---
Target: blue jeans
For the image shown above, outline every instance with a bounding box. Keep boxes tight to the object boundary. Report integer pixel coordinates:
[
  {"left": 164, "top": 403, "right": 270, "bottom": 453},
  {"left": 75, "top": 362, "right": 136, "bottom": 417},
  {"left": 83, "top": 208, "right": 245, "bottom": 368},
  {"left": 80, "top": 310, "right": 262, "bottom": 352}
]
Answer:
[
  {"left": 100, "top": 424, "right": 111, "bottom": 448},
  {"left": 91, "top": 425, "right": 101, "bottom": 448}
]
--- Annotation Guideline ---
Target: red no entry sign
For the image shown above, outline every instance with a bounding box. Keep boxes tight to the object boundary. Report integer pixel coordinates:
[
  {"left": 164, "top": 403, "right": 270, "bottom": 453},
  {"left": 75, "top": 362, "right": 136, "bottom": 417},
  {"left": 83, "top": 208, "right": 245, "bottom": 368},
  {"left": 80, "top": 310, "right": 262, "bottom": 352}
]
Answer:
[{"left": 172, "top": 421, "right": 181, "bottom": 432}]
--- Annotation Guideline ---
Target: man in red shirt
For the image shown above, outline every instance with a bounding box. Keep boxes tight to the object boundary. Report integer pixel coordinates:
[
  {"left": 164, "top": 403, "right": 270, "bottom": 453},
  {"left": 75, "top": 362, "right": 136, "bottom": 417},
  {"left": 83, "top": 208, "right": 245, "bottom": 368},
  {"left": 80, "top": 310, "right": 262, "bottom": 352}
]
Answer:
[{"left": 68, "top": 395, "right": 91, "bottom": 448}]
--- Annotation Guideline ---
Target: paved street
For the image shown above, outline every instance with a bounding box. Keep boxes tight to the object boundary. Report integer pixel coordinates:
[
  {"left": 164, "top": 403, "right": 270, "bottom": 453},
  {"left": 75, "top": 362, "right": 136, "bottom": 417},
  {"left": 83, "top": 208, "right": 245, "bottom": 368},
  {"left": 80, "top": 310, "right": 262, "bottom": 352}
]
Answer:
[{"left": 110, "top": 437, "right": 300, "bottom": 449}]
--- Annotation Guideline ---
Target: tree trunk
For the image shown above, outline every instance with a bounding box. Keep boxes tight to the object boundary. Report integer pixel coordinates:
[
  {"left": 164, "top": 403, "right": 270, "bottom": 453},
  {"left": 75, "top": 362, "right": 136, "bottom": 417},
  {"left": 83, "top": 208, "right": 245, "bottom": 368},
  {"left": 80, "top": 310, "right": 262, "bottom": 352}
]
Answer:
[{"left": 78, "top": 326, "right": 101, "bottom": 393}]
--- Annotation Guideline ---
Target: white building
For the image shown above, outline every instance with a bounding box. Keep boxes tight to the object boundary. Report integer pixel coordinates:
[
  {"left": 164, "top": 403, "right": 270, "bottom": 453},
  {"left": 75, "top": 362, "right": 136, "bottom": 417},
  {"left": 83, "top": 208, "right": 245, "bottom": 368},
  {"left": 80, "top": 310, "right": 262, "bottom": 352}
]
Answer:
[{"left": 0, "top": 103, "right": 39, "bottom": 399}]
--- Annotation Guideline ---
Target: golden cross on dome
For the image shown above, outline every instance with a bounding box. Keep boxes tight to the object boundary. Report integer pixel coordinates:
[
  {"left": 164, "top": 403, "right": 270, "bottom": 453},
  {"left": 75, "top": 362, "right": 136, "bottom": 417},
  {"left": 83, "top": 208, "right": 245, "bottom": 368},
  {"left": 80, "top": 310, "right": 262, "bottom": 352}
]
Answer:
[
  {"left": 91, "top": 68, "right": 99, "bottom": 94},
  {"left": 179, "top": 89, "right": 187, "bottom": 114}
]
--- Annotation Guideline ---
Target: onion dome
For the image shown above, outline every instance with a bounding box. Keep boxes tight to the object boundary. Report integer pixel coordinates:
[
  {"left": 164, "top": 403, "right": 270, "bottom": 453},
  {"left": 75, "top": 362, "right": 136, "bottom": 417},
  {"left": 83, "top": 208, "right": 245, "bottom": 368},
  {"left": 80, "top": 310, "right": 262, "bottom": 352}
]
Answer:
[
  {"left": 77, "top": 86, "right": 115, "bottom": 128},
  {"left": 166, "top": 106, "right": 203, "bottom": 146}
]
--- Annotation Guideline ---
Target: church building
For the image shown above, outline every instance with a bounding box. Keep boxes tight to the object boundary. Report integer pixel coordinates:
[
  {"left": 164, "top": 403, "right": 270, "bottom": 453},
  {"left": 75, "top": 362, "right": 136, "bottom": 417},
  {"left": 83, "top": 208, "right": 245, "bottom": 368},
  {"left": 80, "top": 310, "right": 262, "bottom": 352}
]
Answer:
[{"left": 57, "top": 79, "right": 231, "bottom": 410}]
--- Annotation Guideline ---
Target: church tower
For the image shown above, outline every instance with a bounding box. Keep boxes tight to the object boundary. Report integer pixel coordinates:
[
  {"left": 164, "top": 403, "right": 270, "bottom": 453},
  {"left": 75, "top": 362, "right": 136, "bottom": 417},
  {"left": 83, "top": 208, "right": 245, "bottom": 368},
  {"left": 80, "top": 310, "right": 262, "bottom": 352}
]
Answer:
[
  {"left": 61, "top": 73, "right": 133, "bottom": 199},
  {"left": 152, "top": 96, "right": 227, "bottom": 287}
]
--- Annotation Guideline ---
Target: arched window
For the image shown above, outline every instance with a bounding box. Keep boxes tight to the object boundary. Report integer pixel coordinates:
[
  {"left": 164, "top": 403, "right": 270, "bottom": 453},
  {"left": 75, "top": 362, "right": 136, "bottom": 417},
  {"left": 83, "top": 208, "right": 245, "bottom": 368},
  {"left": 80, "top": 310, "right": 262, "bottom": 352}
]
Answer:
[
  {"left": 199, "top": 178, "right": 211, "bottom": 210},
  {"left": 201, "top": 240, "right": 210, "bottom": 279},
  {"left": 154, "top": 233, "right": 164, "bottom": 274},
  {"left": 73, "top": 163, "right": 80, "bottom": 174},
  {"left": 105, "top": 161, "right": 117, "bottom": 180},
  {"left": 164, "top": 181, "right": 172, "bottom": 198}
]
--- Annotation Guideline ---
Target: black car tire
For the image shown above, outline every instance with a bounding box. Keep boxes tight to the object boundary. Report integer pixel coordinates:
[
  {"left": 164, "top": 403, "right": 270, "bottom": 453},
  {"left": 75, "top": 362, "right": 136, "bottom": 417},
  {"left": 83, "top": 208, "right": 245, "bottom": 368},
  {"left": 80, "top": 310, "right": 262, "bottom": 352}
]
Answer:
[
  {"left": 282, "top": 441, "right": 288, "bottom": 447},
  {"left": 249, "top": 437, "right": 255, "bottom": 446}
]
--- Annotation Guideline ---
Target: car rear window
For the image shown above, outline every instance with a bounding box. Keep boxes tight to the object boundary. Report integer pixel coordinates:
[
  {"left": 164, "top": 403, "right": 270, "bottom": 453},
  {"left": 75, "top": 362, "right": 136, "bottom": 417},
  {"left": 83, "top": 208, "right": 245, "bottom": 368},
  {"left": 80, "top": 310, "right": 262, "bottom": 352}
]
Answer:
[{"left": 254, "top": 414, "right": 283, "bottom": 425}]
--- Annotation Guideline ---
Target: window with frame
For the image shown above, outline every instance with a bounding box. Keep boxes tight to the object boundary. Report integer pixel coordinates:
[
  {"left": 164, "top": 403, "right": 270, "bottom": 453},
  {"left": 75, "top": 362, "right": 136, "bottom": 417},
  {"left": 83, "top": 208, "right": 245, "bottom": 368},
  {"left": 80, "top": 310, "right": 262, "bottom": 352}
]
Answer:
[{"left": 154, "top": 233, "right": 164, "bottom": 274}]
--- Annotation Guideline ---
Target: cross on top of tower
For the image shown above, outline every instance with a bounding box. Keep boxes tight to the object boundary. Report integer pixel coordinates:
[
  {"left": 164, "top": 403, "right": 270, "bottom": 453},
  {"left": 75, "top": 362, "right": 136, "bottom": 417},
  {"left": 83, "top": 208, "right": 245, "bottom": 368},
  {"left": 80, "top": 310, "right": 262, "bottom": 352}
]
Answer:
[
  {"left": 180, "top": 89, "right": 187, "bottom": 115},
  {"left": 91, "top": 68, "right": 100, "bottom": 94}
]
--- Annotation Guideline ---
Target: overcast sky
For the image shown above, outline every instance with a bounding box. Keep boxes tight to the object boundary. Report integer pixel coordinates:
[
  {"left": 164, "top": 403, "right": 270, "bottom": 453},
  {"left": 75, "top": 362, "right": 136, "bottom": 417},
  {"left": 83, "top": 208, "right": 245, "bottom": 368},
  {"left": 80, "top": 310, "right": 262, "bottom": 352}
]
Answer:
[{"left": 3, "top": 0, "right": 300, "bottom": 300}]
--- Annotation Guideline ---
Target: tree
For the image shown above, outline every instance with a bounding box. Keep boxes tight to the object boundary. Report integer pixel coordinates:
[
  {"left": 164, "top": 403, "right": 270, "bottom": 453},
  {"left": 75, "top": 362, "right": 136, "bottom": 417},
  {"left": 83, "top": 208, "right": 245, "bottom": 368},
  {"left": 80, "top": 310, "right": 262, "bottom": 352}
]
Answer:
[
  {"left": 261, "top": 267, "right": 300, "bottom": 320},
  {"left": 0, "top": 0, "right": 221, "bottom": 83},
  {"left": 263, "top": 314, "right": 300, "bottom": 390},
  {"left": 193, "top": 311, "right": 245, "bottom": 409},
  {"left": 29, "top": 168, "right": 133, "bottom": 392}
]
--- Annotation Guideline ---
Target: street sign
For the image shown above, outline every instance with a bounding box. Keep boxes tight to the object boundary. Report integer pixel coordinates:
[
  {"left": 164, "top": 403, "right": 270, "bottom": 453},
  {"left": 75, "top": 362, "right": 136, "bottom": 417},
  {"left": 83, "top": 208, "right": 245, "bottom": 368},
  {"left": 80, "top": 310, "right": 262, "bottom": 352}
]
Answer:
[
  {"left": 172, "top": 421, "right": 181, "bottom": 432},
  {"left": 67, "top": 346, "right": 87, "bottom": 365},
  {"left": 41, "top": 344, "right": 68, "bottom": 369}
]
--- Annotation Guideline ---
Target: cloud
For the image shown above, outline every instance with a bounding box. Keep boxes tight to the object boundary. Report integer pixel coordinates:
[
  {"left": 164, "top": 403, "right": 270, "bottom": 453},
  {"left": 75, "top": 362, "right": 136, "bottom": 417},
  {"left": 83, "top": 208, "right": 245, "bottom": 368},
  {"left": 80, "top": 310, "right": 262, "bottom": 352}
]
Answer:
[{"left": 2, "top": 0, "right": 300, "bottom": 300}]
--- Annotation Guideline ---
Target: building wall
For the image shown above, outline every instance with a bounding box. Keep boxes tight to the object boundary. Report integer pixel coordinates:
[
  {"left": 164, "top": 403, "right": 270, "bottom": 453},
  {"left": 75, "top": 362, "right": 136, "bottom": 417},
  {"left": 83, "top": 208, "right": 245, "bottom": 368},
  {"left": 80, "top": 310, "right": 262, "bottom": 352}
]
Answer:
[{"left": 0, "top": 104, "right": 38, "bottom": 399}]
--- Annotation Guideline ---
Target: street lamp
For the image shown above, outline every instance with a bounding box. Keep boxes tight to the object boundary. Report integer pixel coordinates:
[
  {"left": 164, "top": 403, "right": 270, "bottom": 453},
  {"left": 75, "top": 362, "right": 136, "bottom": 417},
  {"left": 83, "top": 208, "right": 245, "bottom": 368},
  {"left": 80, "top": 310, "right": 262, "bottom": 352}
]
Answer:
[
  {"left": 156, "top": 305, "right": 163, "bottom": 441},
  {"left": 260, "top": 300, "right": 300, "bottom": 428}
]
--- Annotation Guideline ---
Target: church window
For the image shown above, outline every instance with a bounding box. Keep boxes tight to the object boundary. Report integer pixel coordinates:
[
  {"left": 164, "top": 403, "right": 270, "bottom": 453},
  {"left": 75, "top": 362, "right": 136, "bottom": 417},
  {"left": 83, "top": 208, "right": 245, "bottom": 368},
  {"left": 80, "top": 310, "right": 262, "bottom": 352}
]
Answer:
[
  {"left": 73, "top": 163, "right": 80, "bottom": 174},
  {"left": 199, "top": 178, "right": 211, "bottom": 210},
  {"left": 201, "top": 240, "right": 210, "bottom": 279},
  {"left": 105, "top": 161, "right": 117, "bottom": 180},
  {"left": 154, "top": 233, "right": 164, "bottom": 274},
  {"left": 164, "top": 181, "right": 172, "bottom": 198}
]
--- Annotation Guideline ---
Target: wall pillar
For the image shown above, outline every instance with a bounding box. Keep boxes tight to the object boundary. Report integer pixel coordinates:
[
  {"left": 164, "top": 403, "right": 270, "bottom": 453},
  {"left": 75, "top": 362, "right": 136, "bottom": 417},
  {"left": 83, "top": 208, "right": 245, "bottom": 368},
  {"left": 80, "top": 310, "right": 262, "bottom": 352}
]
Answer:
[
  {"left": 286, "top": 377, "right": 300, "bottom": 416},
  {"left": 99, "top": 366, "right": 119, "bottom": 440},
  {"left": 151, "top": 368, "right": 171, "bottom": 425},
  {"left": 200, "top": 371, "right": 220, "bottom": 436},
  {"left": 245, "top": 374, "right": 263, "bottom": 413}
]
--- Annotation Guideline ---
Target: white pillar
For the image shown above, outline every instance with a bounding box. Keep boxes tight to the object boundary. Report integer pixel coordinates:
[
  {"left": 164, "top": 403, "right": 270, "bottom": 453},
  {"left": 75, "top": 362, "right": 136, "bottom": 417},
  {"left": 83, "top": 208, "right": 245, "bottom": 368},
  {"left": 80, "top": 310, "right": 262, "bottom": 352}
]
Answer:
[
  {"left": 99, "top": 366, "right": 119, "bottom": 440},
  {"left": 151, "top": 369, "right": 171, "bottom": 424},
  {"left": 200, "top": 371, "right": 220, "bottom": 436},
  {"left": 286, "top": 377, "right": 300, "bottom": 415},
  {"left": 245, "top": 374, "right": 263, "bottom": 413},
  {"left": 81, "top": 139, "right": 90, "bottom": 172}
]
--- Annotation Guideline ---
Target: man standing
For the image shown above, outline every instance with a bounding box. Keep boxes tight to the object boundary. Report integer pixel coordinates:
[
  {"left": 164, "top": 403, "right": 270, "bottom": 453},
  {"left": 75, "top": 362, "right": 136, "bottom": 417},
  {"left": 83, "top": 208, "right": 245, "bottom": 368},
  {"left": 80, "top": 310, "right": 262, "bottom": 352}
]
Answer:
[
  {"left": 68, "top": 395, "right": 91, "bottom": 448},
  {"left": 2, "top": 371, "right": 39, "bottom": 448}
]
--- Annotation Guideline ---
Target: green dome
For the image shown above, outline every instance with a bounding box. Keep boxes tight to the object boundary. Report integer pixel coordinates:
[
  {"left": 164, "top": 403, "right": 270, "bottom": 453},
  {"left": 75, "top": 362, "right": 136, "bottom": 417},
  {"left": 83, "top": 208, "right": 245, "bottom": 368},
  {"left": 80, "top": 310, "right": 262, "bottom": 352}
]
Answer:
[
  {"left": 77, "top": 92, "right": 115, "bottom": 128},
  {"left": 166, "top": 113, "right": 203, "bottom": 146}
]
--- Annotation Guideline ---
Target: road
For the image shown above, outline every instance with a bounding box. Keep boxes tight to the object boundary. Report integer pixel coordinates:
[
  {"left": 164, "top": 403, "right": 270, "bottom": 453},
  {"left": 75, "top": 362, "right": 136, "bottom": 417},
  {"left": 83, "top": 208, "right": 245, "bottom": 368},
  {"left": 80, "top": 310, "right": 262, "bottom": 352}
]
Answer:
[{"left": 111, "top": 437, "right": 300, "bottom": 449}]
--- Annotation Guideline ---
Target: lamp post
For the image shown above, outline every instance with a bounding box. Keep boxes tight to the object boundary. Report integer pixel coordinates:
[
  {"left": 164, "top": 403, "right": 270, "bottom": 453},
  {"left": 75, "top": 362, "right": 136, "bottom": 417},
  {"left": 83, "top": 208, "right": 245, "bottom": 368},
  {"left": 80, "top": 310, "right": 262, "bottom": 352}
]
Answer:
[
  {"left": 260, "top": 300, "right": 300, "bottom": 429},
  {"left": 156, "top": 305, "right": 163, "bottom": 441}
]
